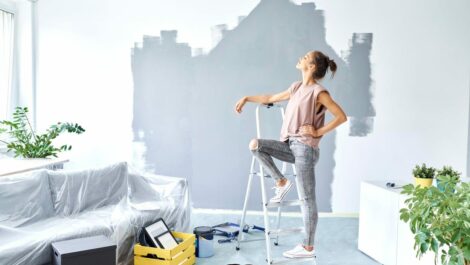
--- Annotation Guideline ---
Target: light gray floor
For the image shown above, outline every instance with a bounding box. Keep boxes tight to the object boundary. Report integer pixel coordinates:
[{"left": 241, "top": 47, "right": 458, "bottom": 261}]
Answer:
[{"left": 190, "top": 211, "right": 379, "bottom": 265}]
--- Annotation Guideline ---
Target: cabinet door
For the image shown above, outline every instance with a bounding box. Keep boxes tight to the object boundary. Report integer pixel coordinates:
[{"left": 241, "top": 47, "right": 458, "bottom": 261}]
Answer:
[{"left": 358, "top": 182, "right": 399, "bottom": 265}]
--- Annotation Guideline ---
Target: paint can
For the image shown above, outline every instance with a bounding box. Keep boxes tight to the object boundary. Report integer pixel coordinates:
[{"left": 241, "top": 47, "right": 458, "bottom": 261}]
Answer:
[{"left": 193, "top": 226, "right": 215, "bottom": 258}]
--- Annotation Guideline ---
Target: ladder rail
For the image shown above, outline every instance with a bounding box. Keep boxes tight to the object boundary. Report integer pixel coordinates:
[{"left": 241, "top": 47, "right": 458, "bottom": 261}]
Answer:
[{"left": 236, "top": 156, "right": 256, "bottom": 248}]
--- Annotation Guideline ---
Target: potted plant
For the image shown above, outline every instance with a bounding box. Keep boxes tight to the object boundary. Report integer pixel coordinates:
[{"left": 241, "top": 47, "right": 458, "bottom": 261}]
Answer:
[
  {"left": 435, "top": 166, "right": 461, "bottom": 192},
  {"left": 0, "top": 107, "right": 85, "bottom": 158},
  {"left": 399, "top": 174, "right": 470, "bottom": 265},
  {"left": 413, "top": 163, "right": 436, "bottom": 187}
]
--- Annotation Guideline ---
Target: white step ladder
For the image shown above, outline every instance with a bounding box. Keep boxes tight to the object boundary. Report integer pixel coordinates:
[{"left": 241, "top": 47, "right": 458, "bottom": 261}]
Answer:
[{"left": 235, "top": 103, "right": 316, "bottom": 265}]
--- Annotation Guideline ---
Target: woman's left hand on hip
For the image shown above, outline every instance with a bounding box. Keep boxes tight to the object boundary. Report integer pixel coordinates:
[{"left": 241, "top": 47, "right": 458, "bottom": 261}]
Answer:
[{"left": 299, "top": 125, "right": 318, "bottom": 137}]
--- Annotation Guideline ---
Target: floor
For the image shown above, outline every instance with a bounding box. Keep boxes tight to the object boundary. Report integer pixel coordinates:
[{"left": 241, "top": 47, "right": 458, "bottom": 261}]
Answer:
[{"left": 190, "top": 211, "right": 380, "bottom": 265}]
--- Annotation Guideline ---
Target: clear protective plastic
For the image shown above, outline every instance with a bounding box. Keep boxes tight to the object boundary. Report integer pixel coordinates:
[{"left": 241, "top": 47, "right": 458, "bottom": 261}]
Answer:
[{"left": 0, "top": 161, "right": 191, "bottom": 265}]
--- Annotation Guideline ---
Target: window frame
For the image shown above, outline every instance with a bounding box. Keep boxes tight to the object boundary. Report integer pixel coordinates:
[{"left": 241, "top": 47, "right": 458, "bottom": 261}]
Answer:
[
  {"left": 0, "top": 0, "right": 18, "bottom": 116},
  {"left": 0, "top": 0, "right": 18, "bottom": 151}
]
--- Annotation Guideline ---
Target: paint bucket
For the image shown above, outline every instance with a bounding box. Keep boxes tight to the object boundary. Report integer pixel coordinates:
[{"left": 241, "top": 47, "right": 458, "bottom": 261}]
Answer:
[{"left": 193, "top": 226, "right": 214, "bottom": 258}]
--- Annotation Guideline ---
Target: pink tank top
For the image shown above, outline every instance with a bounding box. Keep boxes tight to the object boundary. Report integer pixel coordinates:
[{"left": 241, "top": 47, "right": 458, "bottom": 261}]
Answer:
[{"left": 279, "top": 80, "right": 329, "bottom": 148}]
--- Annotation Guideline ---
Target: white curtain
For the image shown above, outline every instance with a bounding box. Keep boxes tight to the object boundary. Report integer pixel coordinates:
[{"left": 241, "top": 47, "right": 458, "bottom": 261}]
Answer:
[{"left": 0, "top": 9, "right": 14, "bottom": 120}]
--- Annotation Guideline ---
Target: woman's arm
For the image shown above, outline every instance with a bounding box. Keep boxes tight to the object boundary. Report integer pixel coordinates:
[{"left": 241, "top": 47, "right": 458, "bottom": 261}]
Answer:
[
  {"left": 235, "top": 89, "right": 290, "bottom": 113},
  {"left": 300, "top": 91, "right": 347, "bottom": 137}
]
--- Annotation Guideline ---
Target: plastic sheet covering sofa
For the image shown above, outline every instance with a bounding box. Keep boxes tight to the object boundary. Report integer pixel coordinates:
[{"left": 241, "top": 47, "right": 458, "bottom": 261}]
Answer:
[{"left": 0, "top": 161, "right": 191, "bottom": 265}]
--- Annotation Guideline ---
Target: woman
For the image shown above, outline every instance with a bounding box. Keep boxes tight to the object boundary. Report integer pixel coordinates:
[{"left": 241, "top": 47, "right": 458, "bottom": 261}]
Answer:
[{"left": 234, "top": 50, "right": 347, "bottom": 259}]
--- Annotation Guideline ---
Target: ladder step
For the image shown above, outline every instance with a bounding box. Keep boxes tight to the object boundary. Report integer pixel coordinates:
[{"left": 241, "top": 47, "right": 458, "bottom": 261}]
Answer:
[
  {"left": 268, "top": 227, "right": 305, "bottom": 236},
  {"left": 255, "top": 172, "right": 272, "bottom": 178},
  {"left": 270, "top": 257, "right": 316, "bottom": 265},
  {"left": 265, "top": 199, "right": 304, "bottom": 208},
  {"left": 254, "top": 173, "right": 296, "bottom": 178}
]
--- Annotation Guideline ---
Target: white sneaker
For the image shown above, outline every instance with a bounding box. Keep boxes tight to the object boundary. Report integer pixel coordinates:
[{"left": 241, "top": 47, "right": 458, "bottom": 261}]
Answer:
[
  {"left": 269, "top": 179, "right": 293, "bottom": 203},
  {"left": 283, "top": 244, "right": 316, "bottom": 259}
]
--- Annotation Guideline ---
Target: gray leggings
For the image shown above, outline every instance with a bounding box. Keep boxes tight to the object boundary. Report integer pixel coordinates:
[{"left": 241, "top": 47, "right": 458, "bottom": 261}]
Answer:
[{"left": 251, "top": 137, "right": 320, "bottom": 246}]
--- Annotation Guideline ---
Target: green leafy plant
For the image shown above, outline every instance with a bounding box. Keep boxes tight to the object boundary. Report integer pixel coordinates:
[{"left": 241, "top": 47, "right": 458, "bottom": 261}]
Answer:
[
  {"left": 0, "top": 107, "right": 85, "bottom": 158},
  {"left": 436, "top": 166, "right": 461, "bottom": 180},
  {"left": 413, "top": 163, "right": 436, "bottom": 179},
  {"left": 436, "top": 166, "right": 461, "bottom": 192},
  {"left": 400, "top": 171, "right": 470, "bottom": 265}
]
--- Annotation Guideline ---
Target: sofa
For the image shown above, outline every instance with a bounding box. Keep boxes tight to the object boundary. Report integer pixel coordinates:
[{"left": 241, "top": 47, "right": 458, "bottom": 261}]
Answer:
[{"left": 0, "top": 161, "right": 191, "bottom": 265}]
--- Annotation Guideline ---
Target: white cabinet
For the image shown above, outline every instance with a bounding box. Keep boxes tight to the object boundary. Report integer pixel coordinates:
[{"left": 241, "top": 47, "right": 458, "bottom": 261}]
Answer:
[{"left": 358, "top": 181, "right": 438, "bottom": 265}]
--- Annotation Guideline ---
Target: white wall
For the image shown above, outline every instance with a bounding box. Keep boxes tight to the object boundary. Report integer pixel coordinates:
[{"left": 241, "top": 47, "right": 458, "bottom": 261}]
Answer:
[
  {"left": 312, "top": 0, "right": 470, "bottom": 211},
  {"left": 21, "top": 0, "right": 470, "bottom": 212},
  {"left": 34, "top": 0, "right": 259, "bottom": 170}
]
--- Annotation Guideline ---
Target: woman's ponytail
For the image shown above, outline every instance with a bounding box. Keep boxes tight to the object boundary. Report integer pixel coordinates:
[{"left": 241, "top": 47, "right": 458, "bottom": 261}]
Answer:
[{"left": 328, "top": 58, "right": 337, "bottom": 78}]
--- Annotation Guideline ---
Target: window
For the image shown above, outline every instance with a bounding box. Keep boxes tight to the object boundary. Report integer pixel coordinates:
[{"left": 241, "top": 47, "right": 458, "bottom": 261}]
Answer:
[{"left": 0, "top": 7, "right": 15, "bottom": 121}]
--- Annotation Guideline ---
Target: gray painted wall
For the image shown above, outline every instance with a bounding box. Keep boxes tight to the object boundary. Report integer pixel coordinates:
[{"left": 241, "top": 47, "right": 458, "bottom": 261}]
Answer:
[{"left": 131, "top": 0, "right": 374, "bottom": 211}]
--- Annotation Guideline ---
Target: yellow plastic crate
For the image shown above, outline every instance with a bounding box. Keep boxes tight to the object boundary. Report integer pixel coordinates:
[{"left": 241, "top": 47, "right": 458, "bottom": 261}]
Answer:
[{"left": 134, "top": 231, "right": 196, "bottom": 265}]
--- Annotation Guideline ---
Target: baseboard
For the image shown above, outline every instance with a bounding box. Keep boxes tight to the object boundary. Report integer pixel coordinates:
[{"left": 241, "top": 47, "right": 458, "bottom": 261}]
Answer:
[{"left": 191, "top": 208, "right": 359, "bottom": 218}]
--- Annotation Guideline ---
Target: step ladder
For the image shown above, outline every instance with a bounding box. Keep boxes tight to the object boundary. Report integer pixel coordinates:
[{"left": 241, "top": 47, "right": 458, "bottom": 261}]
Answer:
[{"left": 235, "top": 103, "right": 316, "bottom": 265}]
